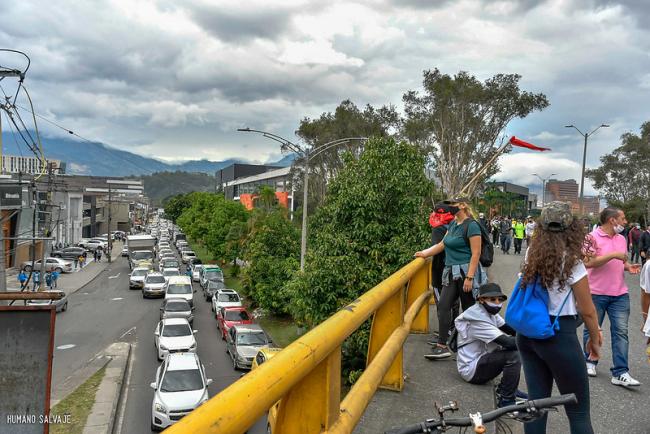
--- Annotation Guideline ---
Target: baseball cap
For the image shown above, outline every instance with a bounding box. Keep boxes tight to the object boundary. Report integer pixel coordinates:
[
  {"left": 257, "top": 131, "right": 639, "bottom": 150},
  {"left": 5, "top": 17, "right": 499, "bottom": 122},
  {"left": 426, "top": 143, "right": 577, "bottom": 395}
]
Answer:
[{"left": 540, "top": 201, "right": 574, "bottom": 232}]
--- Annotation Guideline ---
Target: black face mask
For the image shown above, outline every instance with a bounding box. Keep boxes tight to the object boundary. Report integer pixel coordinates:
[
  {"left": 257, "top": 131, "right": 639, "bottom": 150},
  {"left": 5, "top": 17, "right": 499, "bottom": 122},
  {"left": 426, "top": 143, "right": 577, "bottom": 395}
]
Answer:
[
  {"left": 482, "top": 302, "right": 502, "bottom": 315},
  {"left": 448, "top": 206, "right": 460, "bottom": 215}
]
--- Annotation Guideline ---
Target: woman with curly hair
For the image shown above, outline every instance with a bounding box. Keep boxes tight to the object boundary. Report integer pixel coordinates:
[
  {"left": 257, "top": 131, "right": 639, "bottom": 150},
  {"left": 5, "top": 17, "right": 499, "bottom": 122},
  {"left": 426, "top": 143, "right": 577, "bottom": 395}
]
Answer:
[{"left": 517, "top": 201, "right": 601, "bottom": 434}]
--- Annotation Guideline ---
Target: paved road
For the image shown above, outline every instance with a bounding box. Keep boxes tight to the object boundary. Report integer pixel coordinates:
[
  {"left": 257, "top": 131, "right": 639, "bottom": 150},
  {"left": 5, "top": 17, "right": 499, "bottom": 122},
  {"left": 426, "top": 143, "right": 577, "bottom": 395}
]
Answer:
[
  {"left": 51, "top": 253, "right": 266, "bottom": 432},
  {"left": 358, "top": 248, "right": 650, "bottom": 434}
]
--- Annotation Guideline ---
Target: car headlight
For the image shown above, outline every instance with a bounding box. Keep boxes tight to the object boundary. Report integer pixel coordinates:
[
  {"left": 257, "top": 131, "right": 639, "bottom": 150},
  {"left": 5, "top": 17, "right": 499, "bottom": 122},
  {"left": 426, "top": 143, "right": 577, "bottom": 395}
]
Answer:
[
  {"left": 190, "top": 342, "right": 197, "bottom": 349},
  {"left": 154, "top": 402, "right": 167, "bottom": 413},
  {"left": 159, "top": 344, "right": 168, "bottom": 350},
  {"left": 236, "top": 354, "right": 246, "bottom": 361}
]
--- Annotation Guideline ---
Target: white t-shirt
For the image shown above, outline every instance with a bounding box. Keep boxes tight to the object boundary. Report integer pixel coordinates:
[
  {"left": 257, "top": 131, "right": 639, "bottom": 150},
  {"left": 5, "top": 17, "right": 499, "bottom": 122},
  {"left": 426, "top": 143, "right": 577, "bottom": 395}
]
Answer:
[
  {"left": 524, "top": 249, "right": 587, "bottom": 316},
  {"left": 640, "top": 261, "right": 650, "bottom": 294},
  {"left": 455, "top": 304, "right": 505, "bottom": 381},
  {"left": 525, "top": 222, "right": 536, "bottom": 237}
]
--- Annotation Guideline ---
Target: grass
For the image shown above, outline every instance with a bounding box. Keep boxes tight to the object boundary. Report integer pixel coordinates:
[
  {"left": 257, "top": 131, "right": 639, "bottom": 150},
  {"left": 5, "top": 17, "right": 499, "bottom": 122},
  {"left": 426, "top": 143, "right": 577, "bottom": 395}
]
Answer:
[
  {"left": 258, "top": 315, "right": 303, "bottom": 348},
  {"left": 50, "top": 366, "right": 107, "bottom": 434},
  {"left": 187, "top": 238, "right": 214, "bottom": 264}
]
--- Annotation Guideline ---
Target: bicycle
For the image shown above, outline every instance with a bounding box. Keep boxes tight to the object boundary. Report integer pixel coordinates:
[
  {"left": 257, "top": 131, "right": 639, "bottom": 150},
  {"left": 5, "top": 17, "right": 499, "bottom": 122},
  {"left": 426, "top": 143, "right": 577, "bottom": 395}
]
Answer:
[{"left": 384, "top": 393, "right": 577, "bottom": 434}]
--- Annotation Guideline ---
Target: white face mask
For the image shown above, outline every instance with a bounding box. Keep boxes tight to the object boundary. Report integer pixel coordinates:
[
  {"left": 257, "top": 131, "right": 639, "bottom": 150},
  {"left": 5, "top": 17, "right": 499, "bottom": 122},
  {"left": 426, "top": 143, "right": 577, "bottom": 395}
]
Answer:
[{"left": 614, "top": 224, "right": 625, "bottom": 234}]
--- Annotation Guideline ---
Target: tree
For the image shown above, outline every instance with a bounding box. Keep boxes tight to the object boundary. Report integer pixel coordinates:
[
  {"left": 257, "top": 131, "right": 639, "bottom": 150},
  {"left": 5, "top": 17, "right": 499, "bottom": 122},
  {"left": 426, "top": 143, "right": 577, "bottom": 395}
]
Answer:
[
  {"left": 294, "top": 99, "right": 400, "bottom": 210},
  {"left": 587, "top": 121, "right": 650, "bottom": 222},
  {"left": 241, "top": 209, "right": 300, "bottom": 315},
  {"left": 163, "top": 193, "right": 192, "bottom": 223},
  {"left": 285, "top": 137, "right": 433, "bottom": 382},
  {"left": 402, "top": 69, "right": 549, "bottom": 196},
  {"left": 256, "top": 185, "right": 277, "bottom": 211}
]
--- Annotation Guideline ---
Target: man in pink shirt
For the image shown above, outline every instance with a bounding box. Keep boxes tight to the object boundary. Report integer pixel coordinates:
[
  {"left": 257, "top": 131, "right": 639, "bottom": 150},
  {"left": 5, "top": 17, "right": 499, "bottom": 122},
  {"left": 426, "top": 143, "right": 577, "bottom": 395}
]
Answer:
[{"left": 584, "top": 207, "right": 641, "bottom": 387}]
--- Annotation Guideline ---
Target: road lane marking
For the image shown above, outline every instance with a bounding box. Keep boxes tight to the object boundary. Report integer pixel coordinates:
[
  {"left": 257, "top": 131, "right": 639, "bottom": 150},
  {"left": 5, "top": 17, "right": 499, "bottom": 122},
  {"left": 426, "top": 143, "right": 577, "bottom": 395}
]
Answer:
[
  {"left": 108, "top": 273, "right": 121, "bottom": 279},
  {"left": 56, "top": 344, "right": 76, "bottom": 350},
  {"left": 111, "top": 297, "right": 124, "bottom": 301},
  {"left": 119, "top": 326, "right": 136, "bottom": 339}
]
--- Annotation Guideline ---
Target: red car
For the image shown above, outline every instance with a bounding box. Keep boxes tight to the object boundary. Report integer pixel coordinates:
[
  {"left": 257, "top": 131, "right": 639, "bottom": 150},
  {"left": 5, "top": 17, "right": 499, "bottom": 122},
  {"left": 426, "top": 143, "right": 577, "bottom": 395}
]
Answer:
[{"left": 217, "top": 307, "right": 253, "bottom": 339}]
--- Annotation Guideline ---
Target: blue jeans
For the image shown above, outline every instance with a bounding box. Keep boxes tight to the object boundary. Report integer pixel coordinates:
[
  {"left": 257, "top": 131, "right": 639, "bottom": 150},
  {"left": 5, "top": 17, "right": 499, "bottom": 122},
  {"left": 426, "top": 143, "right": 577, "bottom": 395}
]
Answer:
[
  {"left": 500, "top": 234, "right": 511, "bottom": 252},
  {"left": 582, "top": 293, "right": 630, "bottom": 377}
]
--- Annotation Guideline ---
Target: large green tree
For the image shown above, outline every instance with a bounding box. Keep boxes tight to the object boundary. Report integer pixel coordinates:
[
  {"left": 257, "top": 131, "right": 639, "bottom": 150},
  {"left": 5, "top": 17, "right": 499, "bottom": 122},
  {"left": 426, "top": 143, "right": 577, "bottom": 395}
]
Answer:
[
  {"left": 587, "top": 121, "right": 650, "bottom": 223},
  {"left": 285, "top": 137, "right": 433, "bottom": 382},
  {"left": 241, "top": 209, "right": 300, "bottom": 315},
  {"left": 163, "top": 193, "right": 192, "bottom": 223},
  {"left": 402, "top": 69, "right": 549, "bottom": 196}
]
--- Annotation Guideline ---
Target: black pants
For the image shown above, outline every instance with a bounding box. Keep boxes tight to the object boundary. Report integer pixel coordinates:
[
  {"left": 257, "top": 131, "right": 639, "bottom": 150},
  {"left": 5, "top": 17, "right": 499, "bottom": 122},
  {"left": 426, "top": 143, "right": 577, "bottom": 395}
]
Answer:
[
  {"left": 513, "top": 237, "right": 523, "bottom": 254},
  {"left": 438, "top": 278, "right": 475, "bottom": 344},
  {"left": 492, "top": 230, "right": 499, "bottom": 246},
  {"left": 516, "top": 317, "right": 593, "bottom": 434},
  {"left": 469, "top": 349, "right": 521, "bottom": 401}
]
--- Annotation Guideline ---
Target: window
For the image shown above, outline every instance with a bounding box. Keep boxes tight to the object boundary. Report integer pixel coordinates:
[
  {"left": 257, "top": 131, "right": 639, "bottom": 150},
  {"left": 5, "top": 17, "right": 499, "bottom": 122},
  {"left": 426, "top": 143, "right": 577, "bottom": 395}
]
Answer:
[
  {"left": 218, "top": 293, "right": 240, "bottom": 303},
  {"left": 167, "top": 284, "right": 191, "bottom": 295},
  {"left": 225, "top": 310, "right": 250, "bottom": 321},
  {"left": 160, "top": 369, "right": 203, "bottom": 392},
  {"left": 162, "top": 323, "right": 192, "bottom": 337},
  {"left": 237, "top": 332, "right": 267, "bottom": 346}
]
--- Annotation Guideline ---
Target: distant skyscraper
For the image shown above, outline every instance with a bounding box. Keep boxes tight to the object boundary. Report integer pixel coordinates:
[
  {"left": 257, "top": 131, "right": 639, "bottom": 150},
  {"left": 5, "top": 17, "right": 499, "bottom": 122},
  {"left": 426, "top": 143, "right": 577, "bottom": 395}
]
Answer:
[{"left": 545, "top": 179, "right": 579, "bottom": 205}]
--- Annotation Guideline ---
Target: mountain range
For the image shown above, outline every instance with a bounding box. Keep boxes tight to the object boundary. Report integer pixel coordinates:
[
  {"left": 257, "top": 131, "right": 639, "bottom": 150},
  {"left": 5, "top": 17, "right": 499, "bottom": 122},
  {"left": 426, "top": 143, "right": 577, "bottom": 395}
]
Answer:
[{"left": 0, "top": 132, "right": 295, "bottom": 176}]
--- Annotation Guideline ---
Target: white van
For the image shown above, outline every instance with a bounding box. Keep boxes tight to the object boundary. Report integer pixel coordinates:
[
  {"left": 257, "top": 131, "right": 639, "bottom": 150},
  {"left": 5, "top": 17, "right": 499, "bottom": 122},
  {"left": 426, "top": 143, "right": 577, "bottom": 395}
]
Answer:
[{"left": 164, "top": 275, "right": 194, "bottom": 307}]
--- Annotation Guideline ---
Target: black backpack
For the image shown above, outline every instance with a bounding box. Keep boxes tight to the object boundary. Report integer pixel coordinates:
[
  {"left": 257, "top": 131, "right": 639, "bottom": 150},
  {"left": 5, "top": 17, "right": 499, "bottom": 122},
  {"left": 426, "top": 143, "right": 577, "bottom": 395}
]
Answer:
[
  {"left": 462, "top": 218, "right": 494, "bottom": 268},
  {"left": 447, "top": 328, "right": 471, "bottom": 352}
]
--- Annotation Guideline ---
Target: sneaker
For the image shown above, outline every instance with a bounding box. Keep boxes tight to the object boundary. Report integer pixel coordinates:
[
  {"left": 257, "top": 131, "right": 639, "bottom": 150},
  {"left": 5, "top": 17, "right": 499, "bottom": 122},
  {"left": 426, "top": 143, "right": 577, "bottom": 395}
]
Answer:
[
  {"left": 515, "top": 390, "right": 529, "bottom": 401},
  {"left": 424, "top": 346, "right": 452, "bottom": 360},
  {"left": 611, "top": 372, "right": 641, "bottom": 387},
  {"left": 586, "top": 362, "right": 597, "bottom": 377},
  {"left": 426, "top": 337, "right": 439, "bottom": 346}
]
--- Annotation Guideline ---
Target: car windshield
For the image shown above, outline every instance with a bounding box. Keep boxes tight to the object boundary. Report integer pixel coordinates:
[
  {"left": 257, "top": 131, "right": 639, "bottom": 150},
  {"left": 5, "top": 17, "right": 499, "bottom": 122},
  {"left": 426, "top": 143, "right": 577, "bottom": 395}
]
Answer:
[
  {"left": 165, "top": 301, "right": 190, "bottom": 312},
  {"left": 132, "top": 270, "right": 148, "bottom": 277},
  {"left": 185, "top": 252, "right": 196, "bottom": 256},
  {"left": 225, "top": 310, "right": 250, "bottom": 321},
  {"left": 162, "top": 323, "right": 192, "bottom": 337},
  {"left": 164, "top": 261, "right": 179, "bottom": 268},
  {"left": 147, "top": 275, "right": 165, "bottom": 284},
  {"left": 237, "top": 332, "right": 267, "bottom": 346},
  {"left": 204, "top": 271, "right": 222, "bottom": 280},
  {"left": 163, "top": 270, "right": 179, "bottom": 276},
  {"left": 160, "top": 369, "right": 203, "bottom": 392},
  {"left": 167, "top": 284, "right": 192, "bottom": 295},
  {"left": 218, "top": 293, "right": 239, "bottom": 303},
  {"left": 132, "top": 251, "right": 153, "bottom": 260}
]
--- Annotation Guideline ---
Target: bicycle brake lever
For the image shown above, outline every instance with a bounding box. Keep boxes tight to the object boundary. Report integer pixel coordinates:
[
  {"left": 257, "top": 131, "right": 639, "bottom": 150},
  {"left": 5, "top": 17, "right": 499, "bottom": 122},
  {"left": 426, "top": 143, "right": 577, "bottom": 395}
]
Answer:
[{"left": 469, "top": 412, "right": 486, "bottom": 434}]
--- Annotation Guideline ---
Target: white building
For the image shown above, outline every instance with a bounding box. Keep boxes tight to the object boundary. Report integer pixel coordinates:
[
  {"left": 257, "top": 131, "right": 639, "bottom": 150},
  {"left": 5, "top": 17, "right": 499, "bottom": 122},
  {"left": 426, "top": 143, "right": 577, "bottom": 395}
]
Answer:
[{"left": 1, "top": 154, "right": 65, "bottom": 175}]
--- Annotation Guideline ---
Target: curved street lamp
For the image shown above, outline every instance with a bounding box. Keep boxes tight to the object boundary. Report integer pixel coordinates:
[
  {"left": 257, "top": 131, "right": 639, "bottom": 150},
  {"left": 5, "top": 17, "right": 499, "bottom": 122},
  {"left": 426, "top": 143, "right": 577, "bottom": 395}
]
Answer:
[
  {"left": 565, "top": 123, "right": 609, "bottom": 214},
  {"left": 237, "top": 128, "right": 367, "bottom": 270}
]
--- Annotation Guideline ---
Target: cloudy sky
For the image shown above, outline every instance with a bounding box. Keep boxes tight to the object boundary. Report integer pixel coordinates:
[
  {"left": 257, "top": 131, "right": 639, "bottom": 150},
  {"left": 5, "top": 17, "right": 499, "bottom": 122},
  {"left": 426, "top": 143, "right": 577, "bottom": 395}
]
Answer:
[{"left": 0, "top": 0, "right": 649, "bottom": 194}]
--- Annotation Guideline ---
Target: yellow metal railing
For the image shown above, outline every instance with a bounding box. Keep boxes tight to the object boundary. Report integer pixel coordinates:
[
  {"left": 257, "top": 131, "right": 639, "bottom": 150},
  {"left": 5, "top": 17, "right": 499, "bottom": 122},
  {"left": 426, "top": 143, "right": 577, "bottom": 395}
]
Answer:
[{"left": 164, "top": 257, "right": 432, "bottom": 434}]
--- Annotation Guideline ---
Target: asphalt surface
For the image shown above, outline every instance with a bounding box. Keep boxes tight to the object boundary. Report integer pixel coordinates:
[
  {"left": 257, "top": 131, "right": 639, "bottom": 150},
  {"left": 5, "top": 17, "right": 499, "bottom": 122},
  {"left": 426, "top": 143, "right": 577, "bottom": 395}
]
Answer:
[
  {"left": 51, "top": 252, "right": 266, "bottom": 433},
  {"left": 358, "top": 247, "right": 650, "bottom": 434}
]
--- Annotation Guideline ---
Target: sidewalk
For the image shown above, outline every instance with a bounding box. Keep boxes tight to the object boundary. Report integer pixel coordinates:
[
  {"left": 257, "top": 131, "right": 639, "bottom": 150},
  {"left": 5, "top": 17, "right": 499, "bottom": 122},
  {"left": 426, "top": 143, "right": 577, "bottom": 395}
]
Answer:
[{"left": 4, "top": 241, "right": 123, "bottom": 297}]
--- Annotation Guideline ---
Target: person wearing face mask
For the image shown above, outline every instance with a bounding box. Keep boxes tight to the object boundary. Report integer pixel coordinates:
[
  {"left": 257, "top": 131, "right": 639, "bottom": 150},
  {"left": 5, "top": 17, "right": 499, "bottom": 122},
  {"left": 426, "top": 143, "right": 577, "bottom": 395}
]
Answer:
[
  {"left": 583, "top": 207, "right": 641, "bottom": 386},
  {"left": 416, "top": 197, "right": 487, "bottom": 360},
  {"left": 454, "top": 283, "right": 524, "bottom": 408}
]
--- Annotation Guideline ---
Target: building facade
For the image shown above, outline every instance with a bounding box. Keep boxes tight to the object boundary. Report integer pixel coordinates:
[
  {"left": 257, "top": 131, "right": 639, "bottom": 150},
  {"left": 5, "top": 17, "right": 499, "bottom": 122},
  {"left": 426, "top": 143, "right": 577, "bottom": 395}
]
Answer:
[
  {"left": 216, "top": 164, "right": 293, "bottom": 210},
  {"left": 1, "top": 154, "right": 66, "bottom": 175},
  {"left": 545, "top": 179, "right": 579, "bottom": 205}
]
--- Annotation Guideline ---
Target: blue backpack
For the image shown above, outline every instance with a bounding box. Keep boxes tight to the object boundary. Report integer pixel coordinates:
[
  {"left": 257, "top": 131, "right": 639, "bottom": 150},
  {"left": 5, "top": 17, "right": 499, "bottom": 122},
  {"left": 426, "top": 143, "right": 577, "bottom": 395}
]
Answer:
[{"left": 505, "top": 276, "right": 572, "bottom": 339}]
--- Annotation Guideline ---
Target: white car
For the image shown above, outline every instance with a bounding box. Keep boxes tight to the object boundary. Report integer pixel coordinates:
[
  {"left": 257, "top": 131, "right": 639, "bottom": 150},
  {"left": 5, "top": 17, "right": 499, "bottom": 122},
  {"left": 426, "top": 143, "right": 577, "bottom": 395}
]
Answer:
[
  {"left": 162, "top": 268, "right": 181, "bottom": 282},
  {"left": 158, "top": 249, "right": 173, "bottom": 260},
  {"left": 129, "top": 267, "right": 150, "bottom": 289},
  {"left": 164, "top": 275, "right": 194, "bottom": 307},
  {"left": 181, "top": 251, "right": 196, "bottom": 264},
  {"left": 191, "top": 264, "right": 203, "bottom": 282},
  {"left": 143, "top": 272, "right": 167, "bottom": 298},
  {"left": 150, "top": 352, "right": 211, "bottom": 431},
  {"left": 154, "top": 318, "right": 197, "bottom": 361},
  {"left": 211, "top": 289, "right": 242, "bottom": 313}
]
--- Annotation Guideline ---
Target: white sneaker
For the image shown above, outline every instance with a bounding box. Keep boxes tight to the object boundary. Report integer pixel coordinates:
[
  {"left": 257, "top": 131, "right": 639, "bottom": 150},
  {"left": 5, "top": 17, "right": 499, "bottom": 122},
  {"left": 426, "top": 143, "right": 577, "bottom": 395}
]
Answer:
[
  {"left": 611, "top": 372, "right": 641, "bottom": 387},
  {"left": 586, "top": 362, "right": 597, "bottom": 377}
]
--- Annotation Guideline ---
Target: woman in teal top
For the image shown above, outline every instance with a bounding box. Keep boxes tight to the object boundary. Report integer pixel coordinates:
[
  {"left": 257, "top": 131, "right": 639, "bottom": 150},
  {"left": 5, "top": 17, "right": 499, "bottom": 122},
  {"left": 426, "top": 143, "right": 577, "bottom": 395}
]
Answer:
[{"left": 415, "top": 197, "right": 486, "bottom": 359}]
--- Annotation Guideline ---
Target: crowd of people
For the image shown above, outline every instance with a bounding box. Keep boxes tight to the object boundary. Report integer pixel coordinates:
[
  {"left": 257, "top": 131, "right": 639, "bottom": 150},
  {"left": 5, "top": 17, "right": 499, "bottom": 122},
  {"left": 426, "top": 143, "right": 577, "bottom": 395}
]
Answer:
[{"left": 415, "top": 199, "right": 648, "bottom": 434}]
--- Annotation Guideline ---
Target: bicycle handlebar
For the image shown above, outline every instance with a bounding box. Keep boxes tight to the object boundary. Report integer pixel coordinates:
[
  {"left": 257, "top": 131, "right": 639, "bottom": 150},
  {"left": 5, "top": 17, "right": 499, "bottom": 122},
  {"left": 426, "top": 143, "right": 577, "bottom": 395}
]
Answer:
[{"left": 385, "top": 394, "right": 577, "bottom": 434}]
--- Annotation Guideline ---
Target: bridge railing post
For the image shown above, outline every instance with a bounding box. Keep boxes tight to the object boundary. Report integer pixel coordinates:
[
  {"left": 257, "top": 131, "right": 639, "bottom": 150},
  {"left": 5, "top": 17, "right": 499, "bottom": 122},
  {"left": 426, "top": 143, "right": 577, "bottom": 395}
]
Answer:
[
  {"left": 366, "top": 284, "right": 405, "bottom": 391},
  {"left": 273, "top": 347, "right": 342, "bottom": 433},
  {"left": 406, "top": 262, "right": 430, "bottom": 333}
]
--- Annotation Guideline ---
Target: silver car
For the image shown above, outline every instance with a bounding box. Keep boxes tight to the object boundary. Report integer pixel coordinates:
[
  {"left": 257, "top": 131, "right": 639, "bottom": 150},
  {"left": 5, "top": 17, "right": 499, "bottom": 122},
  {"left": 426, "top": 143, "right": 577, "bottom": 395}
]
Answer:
[
  {"left": 226, "top": 324, "right": 271, "bottom": 370},
  {"left": 143, "top": 272, "right": 167, "bottom": 298},
  {"left": 21, "top": 257, "right": 73, "bottom": 273},
  {"left": 159, "top": 299, "right": 194, "bottom": 324}
]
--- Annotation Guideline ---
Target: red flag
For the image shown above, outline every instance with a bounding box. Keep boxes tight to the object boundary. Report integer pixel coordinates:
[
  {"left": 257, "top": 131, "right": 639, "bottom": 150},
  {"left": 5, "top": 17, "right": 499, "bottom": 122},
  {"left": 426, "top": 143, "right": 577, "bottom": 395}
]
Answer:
[{"left": 509, "top": 136, "right": 551, "bottom": 152}]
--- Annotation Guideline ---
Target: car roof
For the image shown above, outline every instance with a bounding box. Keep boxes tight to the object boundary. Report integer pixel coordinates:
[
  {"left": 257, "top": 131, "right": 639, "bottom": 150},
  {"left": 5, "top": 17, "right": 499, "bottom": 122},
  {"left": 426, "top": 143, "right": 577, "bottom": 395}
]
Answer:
[
  {"left": 163, "top": 268, "right": 180, "bottom": 273},
  {"left": 164, "top": 298, "right": 190, "bottom": 307},
  {"left": 133, "top": 267, "right": 150, "bottom": 272},
  {"left": 162, "top": 317, "right": 191, "bottom": 326},
  {"left": 233, "top": 324, "right": 264, "bottom": 333},
  {"left": 203, "top": 265, "right": 221, "bottom": 269},
  {"left": 167, "top": 275, "right": 192, "bottom": 284},
  {"left": 147, "top": 272, "right": 164, "bottom": 277},
  {"left": 166, "top": 352, "right": 200, "bottom": 371}
]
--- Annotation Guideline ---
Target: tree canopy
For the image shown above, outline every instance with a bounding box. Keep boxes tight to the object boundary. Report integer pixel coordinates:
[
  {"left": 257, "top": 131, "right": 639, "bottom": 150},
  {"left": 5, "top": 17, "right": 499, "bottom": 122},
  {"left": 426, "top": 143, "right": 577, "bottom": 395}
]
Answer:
[{"left": 402, "top": 69, "right": 549, "bottom": 196}]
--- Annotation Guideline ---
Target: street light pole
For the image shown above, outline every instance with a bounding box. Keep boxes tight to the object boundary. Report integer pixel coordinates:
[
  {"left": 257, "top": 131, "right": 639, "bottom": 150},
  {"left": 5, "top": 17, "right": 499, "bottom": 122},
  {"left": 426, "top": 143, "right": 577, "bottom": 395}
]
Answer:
[
  {"left": 237, "top": 128, "right": 366, "bottom": 271},
  {"left": 532, "top": 173, "right": 556, "bottom": 207},
  {"left": 565, "top": 124, "right": 609, "bottom": 215}
]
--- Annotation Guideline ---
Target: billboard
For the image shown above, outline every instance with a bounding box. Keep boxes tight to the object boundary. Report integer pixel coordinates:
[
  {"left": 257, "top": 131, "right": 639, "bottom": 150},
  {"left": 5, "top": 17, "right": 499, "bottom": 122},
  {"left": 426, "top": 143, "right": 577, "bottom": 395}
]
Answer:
[{"left": 0, "top": 306, "right": 56, "bottom": 434}]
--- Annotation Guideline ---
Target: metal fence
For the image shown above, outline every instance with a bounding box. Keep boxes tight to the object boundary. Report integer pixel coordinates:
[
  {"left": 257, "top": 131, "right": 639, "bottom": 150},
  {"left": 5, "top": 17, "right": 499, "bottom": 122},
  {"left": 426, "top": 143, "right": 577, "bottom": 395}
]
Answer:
[{"left": 164, "top": 257, "right": 432, "bottom": 434}]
